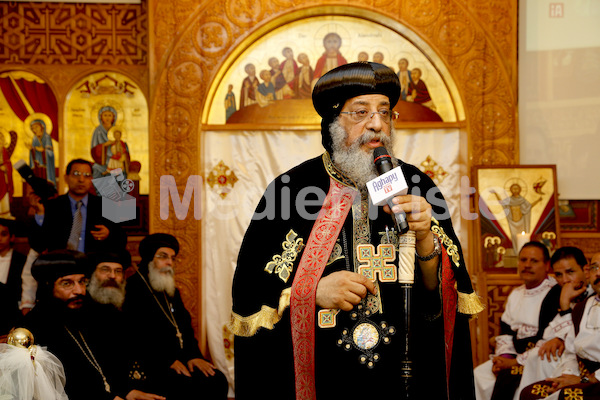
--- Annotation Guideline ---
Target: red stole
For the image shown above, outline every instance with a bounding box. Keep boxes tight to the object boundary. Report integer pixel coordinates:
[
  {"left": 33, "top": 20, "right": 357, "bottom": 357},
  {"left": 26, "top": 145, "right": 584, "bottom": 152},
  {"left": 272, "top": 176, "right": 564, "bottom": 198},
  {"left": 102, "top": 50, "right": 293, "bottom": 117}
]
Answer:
[
  {"left": 441, "top": 246, "right": 457, "bottom": 396},
  {"left": 290, "top": 177, "right": 458, "bottom": 399},
  {"left": 290, "top": 178, "right": 357, "bottom": 400}
]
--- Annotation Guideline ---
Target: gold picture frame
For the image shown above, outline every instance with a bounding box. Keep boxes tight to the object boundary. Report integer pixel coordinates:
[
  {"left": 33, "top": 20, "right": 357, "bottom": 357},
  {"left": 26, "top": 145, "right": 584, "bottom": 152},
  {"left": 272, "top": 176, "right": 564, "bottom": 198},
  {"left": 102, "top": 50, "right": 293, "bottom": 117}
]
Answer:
[{"left": 474, "top": 165, "right": 560, "bottom": 271}]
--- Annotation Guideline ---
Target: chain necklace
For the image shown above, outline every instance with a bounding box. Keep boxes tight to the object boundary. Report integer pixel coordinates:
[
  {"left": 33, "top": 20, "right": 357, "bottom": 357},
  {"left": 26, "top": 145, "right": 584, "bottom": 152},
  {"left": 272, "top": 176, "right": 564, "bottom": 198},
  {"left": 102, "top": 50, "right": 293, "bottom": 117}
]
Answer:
[
  {"left": 136, "top": 269, "right": 184, "bottom": 349},
  {"left": 64, "top": 326, "right": 111, "bottom": 393}
]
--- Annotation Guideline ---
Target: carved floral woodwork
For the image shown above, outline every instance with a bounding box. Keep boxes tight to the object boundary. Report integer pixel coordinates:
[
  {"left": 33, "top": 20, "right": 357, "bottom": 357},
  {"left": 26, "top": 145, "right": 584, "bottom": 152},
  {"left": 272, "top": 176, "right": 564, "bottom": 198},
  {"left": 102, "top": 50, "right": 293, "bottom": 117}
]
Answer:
[
  {"left": 0, "top": 2, "right": 148, "bottom": 65},
  {"left": 149, "top": 1, "right": 519, "bottom": 353},
  {"left": 0, "top": 0, "right": 521, "bottom": 362}
]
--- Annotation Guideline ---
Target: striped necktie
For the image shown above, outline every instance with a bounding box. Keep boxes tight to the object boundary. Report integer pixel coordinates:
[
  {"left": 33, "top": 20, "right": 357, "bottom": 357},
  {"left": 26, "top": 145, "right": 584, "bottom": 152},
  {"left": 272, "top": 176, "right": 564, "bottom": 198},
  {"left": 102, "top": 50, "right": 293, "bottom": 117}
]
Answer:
[{"left": 67, "top": 201, "right": 83, "bottom": 251}]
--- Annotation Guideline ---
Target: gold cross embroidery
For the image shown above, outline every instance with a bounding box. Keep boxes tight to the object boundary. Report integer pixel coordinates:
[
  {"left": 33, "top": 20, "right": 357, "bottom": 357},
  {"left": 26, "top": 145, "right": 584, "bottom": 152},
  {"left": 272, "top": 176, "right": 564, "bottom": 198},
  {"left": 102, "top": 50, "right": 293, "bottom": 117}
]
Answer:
[
  {"left": 356, "top": 244, "right": 396, "bottom": 282},
  {"left": 564, "top": 388, "right": 584, "bottom": 400},
  {"left": 265, "top": 230, "right": 305, "bottom": 283},
  {"left": 531, "top": 383, "right": 550, "bottom": 397},
  {"left": 318, "top": 309, "right": 340, "bottom": 328}
]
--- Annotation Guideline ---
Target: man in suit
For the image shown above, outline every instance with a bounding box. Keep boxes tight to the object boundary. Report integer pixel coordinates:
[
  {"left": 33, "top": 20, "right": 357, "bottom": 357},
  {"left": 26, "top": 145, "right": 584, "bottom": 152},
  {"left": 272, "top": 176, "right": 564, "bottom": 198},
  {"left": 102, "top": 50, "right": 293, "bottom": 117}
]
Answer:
[
  {"left": 30, "top": 158, "right": 126, "bottom": 254},
  {"left": 0, "top": 217, "right": 27, "bottom": 334}
]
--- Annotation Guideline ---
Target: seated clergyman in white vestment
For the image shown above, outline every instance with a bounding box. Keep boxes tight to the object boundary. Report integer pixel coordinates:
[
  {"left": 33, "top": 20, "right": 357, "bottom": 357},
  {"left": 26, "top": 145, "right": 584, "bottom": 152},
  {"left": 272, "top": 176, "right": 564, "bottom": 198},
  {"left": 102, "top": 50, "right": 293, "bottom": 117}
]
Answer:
[
  {"left": 515, "top": 246, "right": 594, "bottom": 396},
  {"left": 519, "top": 251, "right": 600, "bottom": 400}
]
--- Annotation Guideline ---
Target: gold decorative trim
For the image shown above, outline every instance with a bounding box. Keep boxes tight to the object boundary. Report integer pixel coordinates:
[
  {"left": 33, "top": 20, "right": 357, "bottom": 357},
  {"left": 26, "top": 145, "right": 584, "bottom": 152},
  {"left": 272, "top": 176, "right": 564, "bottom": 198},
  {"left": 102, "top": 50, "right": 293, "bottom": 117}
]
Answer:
[
  {"left": 264, "top": 230, "right": 305, "bottom": 283},
  {"left": 322, "top": 152, "right": 358, "bottom": 189},
  {"left": 318, "top": 308, "right": 340, "bottom": 328},
  {"left": 430, "top": 217, "right": 461, "bottom": 269},
  {"left": 206, "top": 160, "right": 239, "bottom": 199},
  {"left": 229, "top": 288, "right": 291, "bottom": 337},
  {"left": 457, "top": 290, "right": 485, "bottom": 315},
  {"left": 420, "top": 155, "right": 449, "bottom": 185},
  {"left": 531, "top": 383, "right": 551, "bottom": 397},
  {"left": 326, "top": 242, "right": 344, "bottom": 266}
]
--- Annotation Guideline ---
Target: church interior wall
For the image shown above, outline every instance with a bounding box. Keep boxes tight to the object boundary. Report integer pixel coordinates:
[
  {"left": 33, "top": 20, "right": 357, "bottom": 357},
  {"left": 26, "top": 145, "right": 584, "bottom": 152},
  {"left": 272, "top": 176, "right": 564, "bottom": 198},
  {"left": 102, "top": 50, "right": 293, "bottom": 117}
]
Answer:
[{"left": 1, "top": 0, "right": 598, "bottom": 384}]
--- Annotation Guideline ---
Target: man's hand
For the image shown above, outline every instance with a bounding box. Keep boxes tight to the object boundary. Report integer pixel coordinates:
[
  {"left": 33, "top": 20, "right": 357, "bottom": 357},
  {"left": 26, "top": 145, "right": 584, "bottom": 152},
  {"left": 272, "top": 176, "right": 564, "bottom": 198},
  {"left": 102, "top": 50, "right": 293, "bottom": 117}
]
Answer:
[
  {"left": 491, "top": 355, "right": 518, "bottom": 375},
  {"left": 385, "top": 194, "right": 439, "bottom": 290},
  {"left": 385, "top": 194, "right": 432, "bottom": 242},
  {"left": 315, "top": 271, "right": 375, "bottom": 311},
  {"left": 538, "top": 338, "right": 565, "bottom": 361},
  {"left": 559, "top": 280, "right": 587, "bottom": 311},
  {"left": 28, "top": 193, "right": 44, "bottom": 215},
  {"left": 124, "top": 390, "right": 166, "bottom": 400},
  {"left": 187, "top": 358, "right": 217, "bottom": 377},
  {"left": 170, "top": 360, "right": 191, "bottom": 377},
  {"left": 546, "top": 374, "right": 581, "bottom": 393},
  {"left": 90, "top": 224, "right": 110, "bottom": 241}
]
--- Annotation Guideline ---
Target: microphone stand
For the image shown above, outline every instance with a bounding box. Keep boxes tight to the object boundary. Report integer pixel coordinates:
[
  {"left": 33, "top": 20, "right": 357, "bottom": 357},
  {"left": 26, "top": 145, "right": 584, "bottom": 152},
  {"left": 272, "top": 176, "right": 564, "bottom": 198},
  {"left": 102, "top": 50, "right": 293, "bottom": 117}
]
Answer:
[
  {"left": 397, "top": 230, "right": 416, "bottom": 400},
  {"left": 371, "top": 147, "right": 414, "bottom": 398}
]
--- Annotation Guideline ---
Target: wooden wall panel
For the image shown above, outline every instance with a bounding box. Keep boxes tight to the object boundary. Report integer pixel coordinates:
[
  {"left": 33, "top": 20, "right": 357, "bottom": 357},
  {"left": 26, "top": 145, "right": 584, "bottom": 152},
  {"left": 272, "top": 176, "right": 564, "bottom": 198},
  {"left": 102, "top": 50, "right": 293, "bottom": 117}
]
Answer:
[
  {"left": 148, "top": 0, "right": 519, "bottom": 361},
  {"left": 0, "top": 0, "right": 523, "bottom": 364},
  {"left": 0, "top": 2, "right": 147, "bottom": 65}
]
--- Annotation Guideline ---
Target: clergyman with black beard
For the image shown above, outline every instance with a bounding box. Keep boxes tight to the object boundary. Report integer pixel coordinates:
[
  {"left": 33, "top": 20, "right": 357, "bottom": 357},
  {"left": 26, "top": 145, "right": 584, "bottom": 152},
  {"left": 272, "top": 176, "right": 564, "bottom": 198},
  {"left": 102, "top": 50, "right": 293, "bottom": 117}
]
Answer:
[
  {"left": 23, "top": 250, "right": 165, "bottom": 400},
  {"left": 123, "top": 233, "right": 229, "bottom": 400},
  {"left": 231, "top": 62, "right": 483, "bottom": 400}
]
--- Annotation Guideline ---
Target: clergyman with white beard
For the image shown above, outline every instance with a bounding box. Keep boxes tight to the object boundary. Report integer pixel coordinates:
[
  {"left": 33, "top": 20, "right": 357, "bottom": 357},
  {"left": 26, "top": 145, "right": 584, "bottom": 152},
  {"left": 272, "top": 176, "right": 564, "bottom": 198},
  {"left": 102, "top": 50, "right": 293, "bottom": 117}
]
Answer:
[
  {"left": 123, "top": 233, "right": 228, "bottom": 400},
  {"left": 230, "top": 61, "right": 483, "bottom": 400}
]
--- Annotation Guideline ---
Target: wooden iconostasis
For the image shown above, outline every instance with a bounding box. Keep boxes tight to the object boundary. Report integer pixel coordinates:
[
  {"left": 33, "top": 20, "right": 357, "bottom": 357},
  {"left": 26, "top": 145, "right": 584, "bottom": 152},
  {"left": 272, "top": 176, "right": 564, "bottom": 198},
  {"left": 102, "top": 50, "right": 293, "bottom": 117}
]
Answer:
[{"left": 2, "top": 2, "right": 599, "bottom": 380}]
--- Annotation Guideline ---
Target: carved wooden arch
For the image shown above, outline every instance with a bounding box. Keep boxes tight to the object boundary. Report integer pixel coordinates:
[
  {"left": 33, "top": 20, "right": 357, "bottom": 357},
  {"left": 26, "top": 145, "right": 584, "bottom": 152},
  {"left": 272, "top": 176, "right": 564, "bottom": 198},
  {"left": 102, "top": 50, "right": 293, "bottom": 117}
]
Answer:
[{"left": 149, "top": 0, "right": 517, "bottom": 338}]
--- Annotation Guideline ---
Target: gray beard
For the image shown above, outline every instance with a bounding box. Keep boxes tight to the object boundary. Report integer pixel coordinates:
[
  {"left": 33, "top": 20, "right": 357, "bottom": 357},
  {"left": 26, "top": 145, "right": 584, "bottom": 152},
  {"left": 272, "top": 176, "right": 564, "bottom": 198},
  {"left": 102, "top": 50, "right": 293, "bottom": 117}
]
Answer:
[
  {"left": 148, "top": 260, "right": 176, "bottom": 297},
  {"left": 87, "top": 274, "right": 125, "bottom": 308},
  {"left": 329, "top": 119, "right": 397, "bottom": 188}
]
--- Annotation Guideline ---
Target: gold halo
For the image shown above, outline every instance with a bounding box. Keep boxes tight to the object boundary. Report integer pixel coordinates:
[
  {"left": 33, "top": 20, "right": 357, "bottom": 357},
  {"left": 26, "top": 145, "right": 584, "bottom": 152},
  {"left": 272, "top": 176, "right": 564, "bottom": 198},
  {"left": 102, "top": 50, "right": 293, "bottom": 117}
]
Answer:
[
  {"left": 90, "top": 102, "right": 124, "bottom": 127},
  {"left": 504, "top": 177, "right": 528, "bottom": 198},
  {"left": 108, "top": 125, "right": 126, "bottom": 141},
  {"left": 412, "top": 64, "right": 428, "bottom": 80},
  {"left": 395, "top": 53, "right": 416, "bottom": 68},
  {"left": 24, "top": 112, "right": 53, "bottom": 137},
  {"left": 313, "top": 24, "right": 351, "bottom": 53}
]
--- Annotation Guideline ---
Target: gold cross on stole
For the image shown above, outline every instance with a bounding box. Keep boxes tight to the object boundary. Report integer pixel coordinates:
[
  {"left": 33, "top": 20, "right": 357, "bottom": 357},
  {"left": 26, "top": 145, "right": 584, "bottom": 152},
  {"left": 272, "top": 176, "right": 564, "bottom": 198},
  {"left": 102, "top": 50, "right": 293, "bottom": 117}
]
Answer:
[{"left": 356, "top": 244, "right": 397, "bottom": 282}]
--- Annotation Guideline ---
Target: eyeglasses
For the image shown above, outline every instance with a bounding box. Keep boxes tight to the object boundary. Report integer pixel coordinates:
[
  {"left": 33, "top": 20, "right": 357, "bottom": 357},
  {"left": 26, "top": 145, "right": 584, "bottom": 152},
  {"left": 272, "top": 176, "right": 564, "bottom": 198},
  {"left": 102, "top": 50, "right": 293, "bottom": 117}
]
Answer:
[
  {"left": 155, "top": 252, "right": 177, "bottom": 263},
  {"left": 57, "top": 277, "right": 89, "bottom": 290},
  {"left": 97, "top": 266, "right": 124, "bottom": 276},
  {"left": 590, "top": 263, "right": 600, "bottom": 273},
  {"left": 71, "top": 171, "right": 92, "bottom": 178},
  {"left": 340, "top": 109, "right": 399, "bottom": 124}
]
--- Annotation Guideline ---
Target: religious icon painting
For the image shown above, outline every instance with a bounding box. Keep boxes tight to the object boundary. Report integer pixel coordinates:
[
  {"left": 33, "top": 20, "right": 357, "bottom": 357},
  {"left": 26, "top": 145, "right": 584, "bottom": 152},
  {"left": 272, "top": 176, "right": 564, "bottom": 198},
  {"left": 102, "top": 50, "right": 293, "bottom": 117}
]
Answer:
[
  {"left": 474, "top": 165, "right": 560, "bottom": 270},
  {"left": 206, "top": 15, "right": 457, "bottom": 125},
  {"left": 64, "top": 72, "right": 149, "bottom": 195},
  {"left": 0, "top": 71, "right": 59, "bottom": 219}
]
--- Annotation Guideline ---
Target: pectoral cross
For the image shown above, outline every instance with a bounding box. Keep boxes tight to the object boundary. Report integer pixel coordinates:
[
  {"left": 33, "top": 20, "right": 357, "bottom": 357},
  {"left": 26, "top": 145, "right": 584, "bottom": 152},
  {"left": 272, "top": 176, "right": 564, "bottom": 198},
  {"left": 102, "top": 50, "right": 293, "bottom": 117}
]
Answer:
[
  {"left": 176, "top": 328, "right": 183, "bottom": 349},
  {"left": 356, "top": 244, "right": 397, "bottom": 282},
  {"left": 103, "top": 377, "right": 111, "bottom": 393}
]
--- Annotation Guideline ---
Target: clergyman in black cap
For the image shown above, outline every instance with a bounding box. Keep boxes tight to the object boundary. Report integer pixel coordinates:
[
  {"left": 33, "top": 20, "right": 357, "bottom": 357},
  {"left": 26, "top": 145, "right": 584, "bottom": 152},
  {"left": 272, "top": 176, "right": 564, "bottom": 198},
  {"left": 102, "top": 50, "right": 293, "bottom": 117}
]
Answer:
[
  {"left": 231, "top": 62, "right": 483, "bottom": 399},
  {"left": 23, "top": 250, "right": 166, "bottom": 400},
  {"left": 123, "top": 233, "right": 228, "bottom": 399}
]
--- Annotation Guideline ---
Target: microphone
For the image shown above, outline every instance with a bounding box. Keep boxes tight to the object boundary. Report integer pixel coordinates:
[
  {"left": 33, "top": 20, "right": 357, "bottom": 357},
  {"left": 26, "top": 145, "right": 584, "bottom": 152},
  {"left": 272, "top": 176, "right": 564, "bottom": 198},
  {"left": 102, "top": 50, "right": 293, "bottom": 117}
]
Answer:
[
  {"left": 367, "top": 147, "right": 410, "bottom": 234},
  {"left": 14, "top": 159, "right": 57, "bottom": 203}
]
